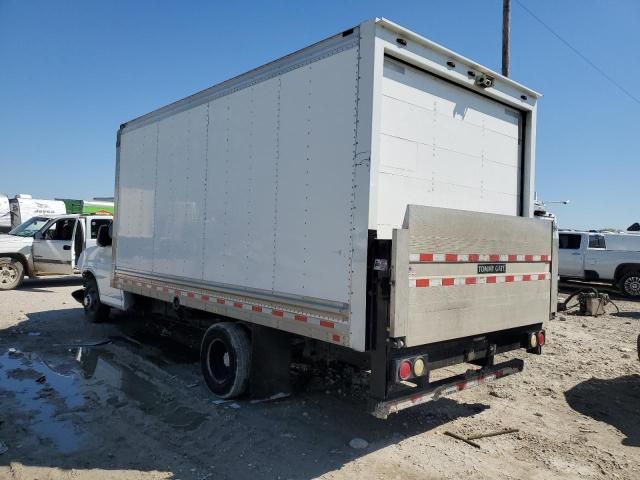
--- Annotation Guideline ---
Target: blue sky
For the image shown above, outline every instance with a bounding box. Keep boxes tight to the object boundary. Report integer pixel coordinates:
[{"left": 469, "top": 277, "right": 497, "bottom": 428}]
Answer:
[{"left": 0, "top": 0, "right": 638, "bottom": 230}]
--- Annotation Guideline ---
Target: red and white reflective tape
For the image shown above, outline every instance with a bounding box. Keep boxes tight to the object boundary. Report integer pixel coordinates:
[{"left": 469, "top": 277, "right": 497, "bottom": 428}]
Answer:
[
  {"left": 409, "top": 253, "right": 550, "bottom": 263},
  {"left": 409, "top": 272, "right": 550, "bottom": 288},
  {"left": 117, "top": 276, "right": 345, "bottom": 344},
  {"left": 375, "top": 362, "right": 522, "bottom": 417}
]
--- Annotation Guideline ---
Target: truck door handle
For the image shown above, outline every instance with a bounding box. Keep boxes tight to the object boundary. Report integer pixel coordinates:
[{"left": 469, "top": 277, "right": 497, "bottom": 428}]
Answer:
[
  {"left": 571, "top": 252, "right": 581, "bottom": 255},
  {"left": 63, "top": 245, "right": 71, "bottom": 251}
]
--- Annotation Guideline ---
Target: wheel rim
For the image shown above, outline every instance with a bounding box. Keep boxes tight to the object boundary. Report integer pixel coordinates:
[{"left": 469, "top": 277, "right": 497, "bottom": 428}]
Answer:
[
  {"left": 207, "top": 338, "right": 232, "bottom": 384},
  {"left": 0, "top": 264, "right": 18, "bottom": 285},
  {"left": 624, "top": 276, "right": 640, "bottom": 296}
]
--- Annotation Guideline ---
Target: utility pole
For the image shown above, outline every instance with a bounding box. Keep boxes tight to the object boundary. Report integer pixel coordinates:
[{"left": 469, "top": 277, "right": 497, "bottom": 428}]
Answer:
[{"left": 502, "top": 0, "right": 511, "bottom": 77}]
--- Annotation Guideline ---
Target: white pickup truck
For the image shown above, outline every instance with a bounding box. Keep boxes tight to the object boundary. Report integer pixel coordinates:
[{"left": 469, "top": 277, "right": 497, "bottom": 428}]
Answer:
[
  {"left": 0, "top": 214, "right": 113, "bottom": 290},
  {"left": 559, "top": 231, "right": 640, "bottom": 297}
]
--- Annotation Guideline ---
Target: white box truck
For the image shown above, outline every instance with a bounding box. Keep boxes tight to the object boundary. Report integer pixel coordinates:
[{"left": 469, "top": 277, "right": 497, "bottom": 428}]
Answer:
[{"left": 101, "top": 18, "right": 556, "bottom": 417}]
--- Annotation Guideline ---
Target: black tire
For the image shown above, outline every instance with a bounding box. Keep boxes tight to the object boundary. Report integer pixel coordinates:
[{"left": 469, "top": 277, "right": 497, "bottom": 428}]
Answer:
[
  {"left": 0, "top": 257, "right": 24, "bottom": 290},
  {"left": 201, "top": 322, "right": 251, "bottom": 399},
  {"left": 620, "top": 271, "right": 640, "bottom": 298},
  {"left": 83, "top": 276, "right": 110, "bottom": 322}
]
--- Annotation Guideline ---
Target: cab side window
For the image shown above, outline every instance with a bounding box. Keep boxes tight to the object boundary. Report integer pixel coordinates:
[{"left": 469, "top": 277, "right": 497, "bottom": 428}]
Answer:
[
  {"left": 559, "top": 233, "right": 582, "bottom": 250},
  {"left": 588, "top": 235, "right": 606, "bottom": 249},
  {"left": 90, "top": 219, "right": 111, "bottom": 239},
  {"left": 44, "top": 219, "right": 75, "bottom": 241}
]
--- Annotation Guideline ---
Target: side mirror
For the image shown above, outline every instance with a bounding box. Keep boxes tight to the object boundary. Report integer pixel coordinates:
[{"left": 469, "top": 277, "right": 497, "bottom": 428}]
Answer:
[
  {"left": 34, "top": 232, "right": 43, "bottom": 240},
  {"left": 97, "top": 224, "right": 112, "bottom": 247}
]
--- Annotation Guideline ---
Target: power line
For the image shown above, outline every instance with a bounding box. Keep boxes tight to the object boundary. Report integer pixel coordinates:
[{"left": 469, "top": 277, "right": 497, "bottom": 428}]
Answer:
[{"left": 514, "top": 0, "right": 640, "bottom": 106}]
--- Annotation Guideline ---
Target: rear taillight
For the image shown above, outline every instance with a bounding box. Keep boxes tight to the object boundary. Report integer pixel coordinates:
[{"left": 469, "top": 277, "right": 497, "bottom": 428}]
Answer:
[
  {"left": 399, "top": 360, "right": 412, "bottom": 380},
  {"left": 528, "top": 330, "right": 545, "bottom": 350},
  {"left": 396, "top": 356, "right": 427, "bottom": 382}
]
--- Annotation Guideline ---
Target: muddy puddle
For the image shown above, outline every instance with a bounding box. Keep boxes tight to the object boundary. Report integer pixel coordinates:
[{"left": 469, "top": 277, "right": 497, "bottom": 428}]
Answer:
[
  {"left": 0, "top": 345, "right": 207, "bottom": 454},
  {"left": 0, "top": 350, "right": 86, "bottom": 453},
  {"left": 71, "top": 346, "right": 207, "bottom": 429}
]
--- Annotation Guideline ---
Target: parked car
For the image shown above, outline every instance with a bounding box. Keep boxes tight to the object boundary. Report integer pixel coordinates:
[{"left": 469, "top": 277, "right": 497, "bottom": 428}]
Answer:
[
  {"left": 558, "top": 231, "right": 640, "bottom": 297},
  {"left": 0, "top": 213, "right": 112, "bottom": 290}
]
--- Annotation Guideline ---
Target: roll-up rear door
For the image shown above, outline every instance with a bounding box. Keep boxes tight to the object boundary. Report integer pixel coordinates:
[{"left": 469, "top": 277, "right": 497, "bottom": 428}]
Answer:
[{"left": 377, "top": 57, "right": 524, "bottom": 237}]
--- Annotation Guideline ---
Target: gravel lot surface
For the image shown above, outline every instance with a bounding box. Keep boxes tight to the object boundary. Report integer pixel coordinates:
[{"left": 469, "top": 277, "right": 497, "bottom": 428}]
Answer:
[{"left": 0, "top": 277, "right": 638, "bottom": 479}]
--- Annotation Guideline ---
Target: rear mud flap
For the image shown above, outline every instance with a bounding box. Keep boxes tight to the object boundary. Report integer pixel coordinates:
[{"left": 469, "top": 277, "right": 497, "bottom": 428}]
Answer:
[{"left": 71, "top": 288, "right": 85, "bottom": 304}]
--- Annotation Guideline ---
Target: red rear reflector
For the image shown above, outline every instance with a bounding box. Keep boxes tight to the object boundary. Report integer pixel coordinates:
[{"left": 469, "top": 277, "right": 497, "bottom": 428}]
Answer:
[
  {"left": 537, "top": 330, "right": 546, "bottom": 346},
  {"left": 399, "top": 360, "right": 412, "bottom": 380}
]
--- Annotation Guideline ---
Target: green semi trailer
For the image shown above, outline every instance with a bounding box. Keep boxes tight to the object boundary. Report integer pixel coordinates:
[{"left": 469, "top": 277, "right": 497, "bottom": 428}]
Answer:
[{"left": 60, "top": 199, "right": 114, "bottom": 216}]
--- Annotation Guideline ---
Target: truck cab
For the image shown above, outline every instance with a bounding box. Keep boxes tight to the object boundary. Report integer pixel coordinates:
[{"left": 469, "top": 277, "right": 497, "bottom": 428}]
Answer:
[{"left": 0, "top": 214, "right": 113, "bottom": 290}]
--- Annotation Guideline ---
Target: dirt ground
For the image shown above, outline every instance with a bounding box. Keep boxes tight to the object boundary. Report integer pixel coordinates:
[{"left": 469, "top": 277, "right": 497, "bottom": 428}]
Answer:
[{"left": 0, "top": 277, "right": 638, "bottom": 480}]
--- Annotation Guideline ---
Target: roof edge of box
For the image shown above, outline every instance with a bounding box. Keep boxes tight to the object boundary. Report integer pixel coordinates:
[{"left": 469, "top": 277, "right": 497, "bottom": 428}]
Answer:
[{"left": 373, "top": 17, "right": 541, "bottom": 98}]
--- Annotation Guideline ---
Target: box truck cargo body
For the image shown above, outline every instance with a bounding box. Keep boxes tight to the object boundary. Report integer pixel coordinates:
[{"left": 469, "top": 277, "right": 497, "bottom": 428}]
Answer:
[{"left": 110, "top": 19, "right": 555, "bottom": 416}]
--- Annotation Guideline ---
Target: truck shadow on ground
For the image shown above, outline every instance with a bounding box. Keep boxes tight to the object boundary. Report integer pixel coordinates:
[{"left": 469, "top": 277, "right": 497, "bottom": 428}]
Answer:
[
  {"left": 0, "top": 308, "right": 490, "bottom": 480},
  {"left": 565, "top": 374, "right": 640, "bottom": 447},
  {"left": 17, "top": 276, "right": 83, "bottom": 293}
]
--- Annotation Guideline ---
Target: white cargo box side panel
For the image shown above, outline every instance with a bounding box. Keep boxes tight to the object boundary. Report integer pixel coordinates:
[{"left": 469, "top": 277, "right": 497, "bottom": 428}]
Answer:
[
  {"left": 274, "top": 50, "right": 359, "bottom": 302},
  {"left": 117, "top": 123, "right": 158, "bottom": 272},
  {"left": 153, "top": 104, "right": 209, "bottom": 279},
  {"left": 204, "top": 79, "right": 280, "bottom": 290},
  {"left": 115, "top": 30, "right": 367, "bottom": 349}
]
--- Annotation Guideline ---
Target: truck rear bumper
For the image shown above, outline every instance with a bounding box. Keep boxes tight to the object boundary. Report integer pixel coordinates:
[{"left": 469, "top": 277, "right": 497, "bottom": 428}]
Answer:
[{"left": 369, "top": 358, "right": 524, "bottom": 419}]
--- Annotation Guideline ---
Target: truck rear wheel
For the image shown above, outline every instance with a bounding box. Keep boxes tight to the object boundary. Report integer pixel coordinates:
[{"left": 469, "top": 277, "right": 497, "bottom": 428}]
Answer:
[
  {"left": 201, "top": 322, "right": 251, "bottom": 399},
  {"left": 620, "top": 271, "right": 640, "bottom": 298},
  {"left": 0, "top": 258, "right": 24, "bottom": 290},
  {"left": 83, "top": 276, "right": 110, "bottom": 322}
]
